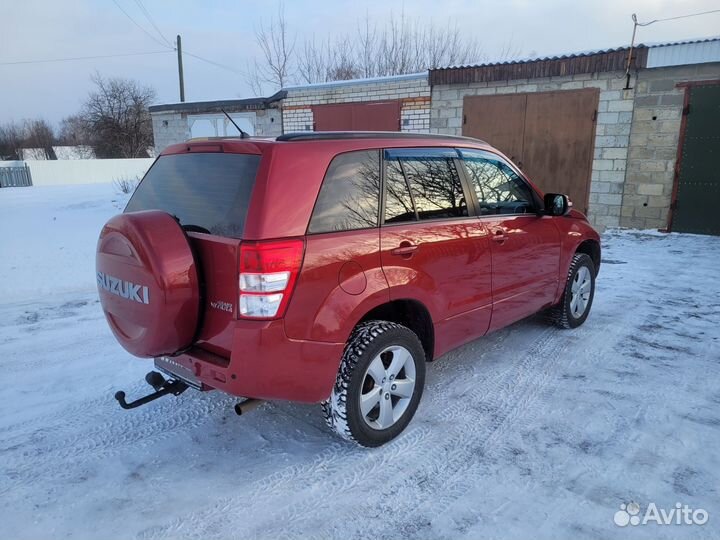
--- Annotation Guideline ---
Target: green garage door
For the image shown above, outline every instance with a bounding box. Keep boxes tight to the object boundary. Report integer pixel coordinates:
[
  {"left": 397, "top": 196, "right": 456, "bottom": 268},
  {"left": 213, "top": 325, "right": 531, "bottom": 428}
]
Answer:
[{"left": 672, "top": 84, "right": 720, "bottom": 235}]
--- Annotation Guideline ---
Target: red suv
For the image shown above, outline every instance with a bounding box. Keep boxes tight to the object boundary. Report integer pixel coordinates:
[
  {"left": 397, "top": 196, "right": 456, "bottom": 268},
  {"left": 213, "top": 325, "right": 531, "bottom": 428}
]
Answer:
[{"left": 97, "top": 132, "right": 600, "bottom": 447}]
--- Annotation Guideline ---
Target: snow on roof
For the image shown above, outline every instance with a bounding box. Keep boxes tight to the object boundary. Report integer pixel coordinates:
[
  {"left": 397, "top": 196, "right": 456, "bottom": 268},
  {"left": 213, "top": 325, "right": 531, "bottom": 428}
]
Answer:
[
  {"left": 282, "top": 72, "right": 427, "bottom": 92},
  {"left": 20, "top": 146, "right": 96, "bottom": 160}
]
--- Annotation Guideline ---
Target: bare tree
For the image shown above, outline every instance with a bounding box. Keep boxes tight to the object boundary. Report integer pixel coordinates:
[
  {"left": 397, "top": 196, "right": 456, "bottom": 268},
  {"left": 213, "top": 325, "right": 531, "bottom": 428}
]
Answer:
[
  {"left": 58, "top": 115, "right": 95, "bottom": 158},
  {"left": 295, "top": 12, "right": 490, "bottom": 85},
  {"left": 247, "top": 4, "right": 295, "bottom": 93},
  {"left": 0, "top": 122, "right": 24, "bottom": 160},
  {"left": 23, "top": 119, "right": 57, "bottom": 160},
  {"left": 252, "top": 9, "right": 516, "bottom": 90},
  {"left": 80, "top": 73, "right": 155, "bottom": 158},
  {"left": 326, "top": 38, "right": 361, "bottom": 81},
  {"left": 297, "top": 37, "right": 327, "bottom": 84},
  {"left": 58, "top": 115, "right": 90, "bottom": 146},
  {"left": 356, "top": 14, "right": 379, "bottom": 78}
]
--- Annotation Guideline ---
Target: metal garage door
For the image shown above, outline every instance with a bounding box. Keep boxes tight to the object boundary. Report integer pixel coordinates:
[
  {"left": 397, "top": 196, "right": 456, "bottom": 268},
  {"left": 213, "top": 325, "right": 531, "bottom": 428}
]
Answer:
[
  {"left": 463, "top": 89, "right": 599, "bottom": 214},
  {"left": 670, "top": 83, "right": 720, "bottom": 235},
  {"left": 313, "top": 101, "right": 401, "bottom": 131}
]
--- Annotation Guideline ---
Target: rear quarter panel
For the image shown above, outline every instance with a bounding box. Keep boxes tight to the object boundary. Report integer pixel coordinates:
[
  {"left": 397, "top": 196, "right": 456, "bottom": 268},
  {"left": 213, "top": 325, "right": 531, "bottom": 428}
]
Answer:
[
  {"left": 243, "top": 144, "right": 334, "bottom": 240},
  {"left": 283, "top": 229, "right": 390, "bottom": 343}
]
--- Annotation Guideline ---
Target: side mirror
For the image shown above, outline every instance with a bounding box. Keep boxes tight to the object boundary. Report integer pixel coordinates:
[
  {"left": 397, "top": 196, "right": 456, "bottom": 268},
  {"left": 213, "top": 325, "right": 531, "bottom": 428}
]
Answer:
[{"left": 543, "top": 193, "right": 571, "bottom": 216}]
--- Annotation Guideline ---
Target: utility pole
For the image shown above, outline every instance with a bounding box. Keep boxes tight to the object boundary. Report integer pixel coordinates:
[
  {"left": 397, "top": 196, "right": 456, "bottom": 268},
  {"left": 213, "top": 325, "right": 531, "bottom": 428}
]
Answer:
[{"left": 176, "top": 34, "right": 185, "bottom": 102}]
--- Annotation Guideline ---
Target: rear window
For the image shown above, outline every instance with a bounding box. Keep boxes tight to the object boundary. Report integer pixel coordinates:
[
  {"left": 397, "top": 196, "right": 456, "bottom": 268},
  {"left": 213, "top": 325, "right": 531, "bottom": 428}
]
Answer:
[{"left": 125, "top": 153, "right": 260, "bottom": 237}]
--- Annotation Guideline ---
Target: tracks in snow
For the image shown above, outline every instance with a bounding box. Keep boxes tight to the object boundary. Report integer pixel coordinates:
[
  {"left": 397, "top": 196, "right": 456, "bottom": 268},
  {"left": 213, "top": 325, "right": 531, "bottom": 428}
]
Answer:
[{"left": 141, "top": 323, "right": 571, "bottom": 540}]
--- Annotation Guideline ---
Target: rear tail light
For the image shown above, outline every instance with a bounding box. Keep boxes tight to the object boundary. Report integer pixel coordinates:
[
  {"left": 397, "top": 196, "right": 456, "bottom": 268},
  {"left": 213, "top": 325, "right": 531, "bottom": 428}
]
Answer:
[{"left": 238, "top": 239, "right": 305, "bottom": 319}]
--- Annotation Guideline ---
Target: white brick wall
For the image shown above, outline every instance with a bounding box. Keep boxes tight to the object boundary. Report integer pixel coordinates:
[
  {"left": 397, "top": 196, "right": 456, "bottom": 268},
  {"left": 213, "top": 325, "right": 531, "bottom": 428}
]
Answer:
[
  {"left": 282, "top": 75, "right": 431, "bottom": 134},
  {"left": 150, "top": 108, "right": 282, "bottom": 152},
  {"left": 431, "top": 72, "right": 635, "bottom": 229}
]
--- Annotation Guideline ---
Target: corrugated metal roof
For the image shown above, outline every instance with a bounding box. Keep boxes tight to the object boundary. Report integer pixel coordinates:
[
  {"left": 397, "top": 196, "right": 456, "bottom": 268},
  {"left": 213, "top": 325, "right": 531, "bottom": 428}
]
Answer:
[
  {"left": 429, "top": 48, "right": 644, "bottom": 86},
  {"left": 646, "top": 37, "right": 720, "bottom": 68},
  {"left": 434, "top": 46, "right": 634, "bottom": 71},
  {"left": 434, "top": 37, "right": 720, "bottom": 72}
]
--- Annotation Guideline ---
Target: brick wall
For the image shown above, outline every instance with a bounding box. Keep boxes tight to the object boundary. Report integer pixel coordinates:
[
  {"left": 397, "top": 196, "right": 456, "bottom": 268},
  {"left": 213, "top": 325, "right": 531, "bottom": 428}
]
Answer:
[
  {"left": 151, "top": 112, "right": 191, "bottom": 153},
  {"left": 150, "top": 108, "right": 282, "bottom": 152},
  {"left": 621, "top": 63, "right": 720, "bottom": 229},
  {"left": 282, "top": 75, "right": 430, "bottom": 133},
  {"left": 430, "top": 72, "right": 634, "bottom": 230}
]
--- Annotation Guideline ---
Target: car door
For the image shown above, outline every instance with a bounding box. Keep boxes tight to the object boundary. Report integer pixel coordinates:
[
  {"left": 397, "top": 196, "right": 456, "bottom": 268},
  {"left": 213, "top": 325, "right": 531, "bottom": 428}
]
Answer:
[
  {"left": 379, "top": 148, "right": 493, "bottom": 356},
  {"left": 458, "top": 148, "right": 561, "bottom": 332}
]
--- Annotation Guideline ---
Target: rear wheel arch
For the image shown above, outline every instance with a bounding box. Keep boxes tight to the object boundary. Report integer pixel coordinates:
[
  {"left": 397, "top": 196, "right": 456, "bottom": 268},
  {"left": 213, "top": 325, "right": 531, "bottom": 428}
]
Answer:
[{"left": 356, "top": 299, "right": 435, "bottom": 362}]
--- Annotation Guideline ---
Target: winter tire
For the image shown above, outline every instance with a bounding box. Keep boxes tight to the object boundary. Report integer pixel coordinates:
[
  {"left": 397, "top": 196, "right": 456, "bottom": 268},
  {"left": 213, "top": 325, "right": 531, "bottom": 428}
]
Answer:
[
  {"left": 548, "top": 252, "right": 596, "bottom": 329},
  {"left": 322, "top": 320, "right": 426, "bottom": 447}
]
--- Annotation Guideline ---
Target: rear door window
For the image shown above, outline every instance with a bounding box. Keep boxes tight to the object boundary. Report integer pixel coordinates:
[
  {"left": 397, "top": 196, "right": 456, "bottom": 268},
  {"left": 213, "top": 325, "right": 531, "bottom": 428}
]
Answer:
[
  {"left": 383, "top": 148, "right": 468, "bottom": 223},
  {"left": 125, "top": 152, "right": 260, "bottom": 237},
  {"left": 308, "top": 150, "right": 380, "bottom": 233}
]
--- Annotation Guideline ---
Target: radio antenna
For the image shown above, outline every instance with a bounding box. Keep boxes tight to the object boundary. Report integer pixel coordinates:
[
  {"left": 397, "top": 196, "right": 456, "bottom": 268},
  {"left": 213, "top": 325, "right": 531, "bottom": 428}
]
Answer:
[{"left": 221, "top": 108, "right": 249, "bottom": 138}]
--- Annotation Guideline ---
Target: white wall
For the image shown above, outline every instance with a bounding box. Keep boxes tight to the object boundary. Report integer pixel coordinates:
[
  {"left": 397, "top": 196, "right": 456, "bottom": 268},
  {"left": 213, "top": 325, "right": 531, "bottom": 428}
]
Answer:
[{"left": 26, "top": 158, "right": 154, "bottom": 186}]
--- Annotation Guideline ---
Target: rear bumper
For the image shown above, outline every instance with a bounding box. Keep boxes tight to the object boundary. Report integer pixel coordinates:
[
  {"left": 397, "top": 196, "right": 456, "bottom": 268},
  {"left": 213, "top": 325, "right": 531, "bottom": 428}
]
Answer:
[{"left": 162, "top": 320, "right": 344, "bottom": 403}]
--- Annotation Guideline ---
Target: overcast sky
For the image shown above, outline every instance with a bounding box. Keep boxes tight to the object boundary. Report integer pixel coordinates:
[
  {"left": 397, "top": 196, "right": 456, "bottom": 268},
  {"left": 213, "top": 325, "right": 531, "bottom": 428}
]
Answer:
[{"left": 1, "top": 0, "right": 718, "bottom": 126}]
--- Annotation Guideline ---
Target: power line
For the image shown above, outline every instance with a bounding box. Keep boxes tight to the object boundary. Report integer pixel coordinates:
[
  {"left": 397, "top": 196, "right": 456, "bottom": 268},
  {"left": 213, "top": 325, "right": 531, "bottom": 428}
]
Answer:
[
  {"left": 109, "top": 0, "right": 172, "bottom": 49},
  {"left": 133, "top": 0, "right": 173, "bottom": 48},
  {"left": 182, "top": 50, "right": 246, "bottom": 77},
  {"left": 0, "top": 50, "right": 171, "bottom": 66},
  {"left": 635, "top": 8, "right": 720, "bottom": 26}
]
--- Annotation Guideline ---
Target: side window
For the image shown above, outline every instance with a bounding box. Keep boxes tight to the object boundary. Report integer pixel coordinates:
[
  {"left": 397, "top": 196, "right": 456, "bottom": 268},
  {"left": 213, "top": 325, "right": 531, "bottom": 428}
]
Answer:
[
  {"left": 308, "top": 150, "right": 380, "bottom": 233},
  {"left": 383, "top": 149, "right": 468, "bottom": 224},
  {"left": 384, "top": 158, "right": 416, "bottom": 223},
  {"left": 461, "top": 150, "right": 537, "bottom": 215}
]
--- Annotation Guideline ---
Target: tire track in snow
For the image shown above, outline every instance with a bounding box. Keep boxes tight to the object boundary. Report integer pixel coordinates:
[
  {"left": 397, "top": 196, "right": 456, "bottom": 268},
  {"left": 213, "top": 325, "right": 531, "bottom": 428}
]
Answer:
[
  {"left": 378, "top": 273, "right": 669, "bottom": 537},
  {"left": 136, "top": 424, "right": 433, "bottom": 540},
  {"left": 137, "top": 327, "right": 536, "bottom": 540},
  {"left": 0, "top": 391, "right": 236, "bottom": 496},
  {"left": 143, "top": 325, "right": 562, "bottom": 540},
  {"left": 251, "top": 326, "right": 568, "bottom": 540}
]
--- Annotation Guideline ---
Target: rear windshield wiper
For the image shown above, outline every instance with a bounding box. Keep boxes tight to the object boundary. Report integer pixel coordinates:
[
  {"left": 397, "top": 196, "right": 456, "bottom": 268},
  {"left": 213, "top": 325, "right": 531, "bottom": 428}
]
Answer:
[{"left": 181, "top": 223, "right": 211, "bottom": 234}]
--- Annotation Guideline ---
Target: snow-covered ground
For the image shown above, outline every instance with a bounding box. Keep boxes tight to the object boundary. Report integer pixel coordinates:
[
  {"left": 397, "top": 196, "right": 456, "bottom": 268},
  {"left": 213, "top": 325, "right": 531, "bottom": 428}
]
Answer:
[{"left": 1, "top": 185, "right": 719, "bottom": 540}]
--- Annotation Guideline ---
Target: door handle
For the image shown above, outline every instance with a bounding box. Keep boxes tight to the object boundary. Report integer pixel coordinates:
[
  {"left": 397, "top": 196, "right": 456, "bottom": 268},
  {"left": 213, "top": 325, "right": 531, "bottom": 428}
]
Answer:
[
  {"left": 491, "top": 229, "right": 507, "bottom": 244},
  {"left": 391, "top": 242, "right": 418, "bottom": 258}
]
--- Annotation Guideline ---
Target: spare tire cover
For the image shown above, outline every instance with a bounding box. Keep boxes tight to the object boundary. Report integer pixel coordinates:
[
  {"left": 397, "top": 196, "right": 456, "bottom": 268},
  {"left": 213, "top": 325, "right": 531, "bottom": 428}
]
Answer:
[{"left": 96, "top": 210, "right": 200, "bottom": 358}]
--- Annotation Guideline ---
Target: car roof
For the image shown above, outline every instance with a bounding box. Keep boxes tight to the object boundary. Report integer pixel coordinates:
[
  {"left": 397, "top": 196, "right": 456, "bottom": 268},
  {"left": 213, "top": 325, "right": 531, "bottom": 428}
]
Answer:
[
  {"left": 275, "top": 131, "right": 486, "bottom": 144},
  {"left": 164, "top": 132, "right": 493, "bottom": 156}
]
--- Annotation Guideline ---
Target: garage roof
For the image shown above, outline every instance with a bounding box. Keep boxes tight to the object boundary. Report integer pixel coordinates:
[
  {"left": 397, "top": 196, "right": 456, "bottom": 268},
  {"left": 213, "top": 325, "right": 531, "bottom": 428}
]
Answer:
[
  {"left": 149, "top": 90, "right": 286, "bottom": 114},
  {"left": 429, "top": 36, "right": 720, "bottom": 85},
  {"left": 429, "top": 47, "right": 647, "bottom": 85},
  {"left": 645, "top": 36, "right": 720, "bottom": 68}
]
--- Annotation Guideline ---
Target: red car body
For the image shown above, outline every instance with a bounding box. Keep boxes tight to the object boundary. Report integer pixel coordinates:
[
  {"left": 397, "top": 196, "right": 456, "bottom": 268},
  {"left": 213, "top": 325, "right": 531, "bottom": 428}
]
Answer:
[{"left": 98, "top": 134, "right": 600, "bottom": 404}]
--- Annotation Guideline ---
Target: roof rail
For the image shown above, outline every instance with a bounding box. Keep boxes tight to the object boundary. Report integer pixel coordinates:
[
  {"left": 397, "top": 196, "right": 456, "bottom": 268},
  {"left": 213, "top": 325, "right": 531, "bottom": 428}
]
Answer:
[{"left": 276, "top": 131, "right": 485, "bottom": 143}]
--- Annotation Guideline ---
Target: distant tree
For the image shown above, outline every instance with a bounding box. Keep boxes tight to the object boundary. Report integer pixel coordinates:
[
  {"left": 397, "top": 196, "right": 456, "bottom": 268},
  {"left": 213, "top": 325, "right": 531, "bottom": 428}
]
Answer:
[
  {"left": 58, "top": 115, "right": 95, "bottom": 158},
  {"left": 294, "top": 12, "right": 492, "bottom": 86},
  {"left": 23, "top": 119, "right": 57, "bottom": 160},
  {"left": 58, "top": 114, "right": 90, "bottom": 146},
  {"left": 80, "top": 73, "right": 155, "bottom": 158},
  {"left": 246, "top": 4, "right": 295, "bottom": 94},
  {"left": 0, "top": 122, "right": 24, "bottom": 160}
]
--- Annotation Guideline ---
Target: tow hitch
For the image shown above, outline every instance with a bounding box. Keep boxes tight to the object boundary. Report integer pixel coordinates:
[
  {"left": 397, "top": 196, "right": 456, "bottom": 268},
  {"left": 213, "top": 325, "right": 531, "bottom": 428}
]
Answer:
[{"left": 114, "top": 371, "right": 188, "bottom": 410}]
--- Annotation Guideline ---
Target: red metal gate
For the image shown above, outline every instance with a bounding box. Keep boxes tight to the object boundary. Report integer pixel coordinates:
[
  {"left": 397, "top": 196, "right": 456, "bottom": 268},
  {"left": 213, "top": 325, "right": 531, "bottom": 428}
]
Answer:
[{"left": 313, "top": 101, "right": 401, "bottom": 131}]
